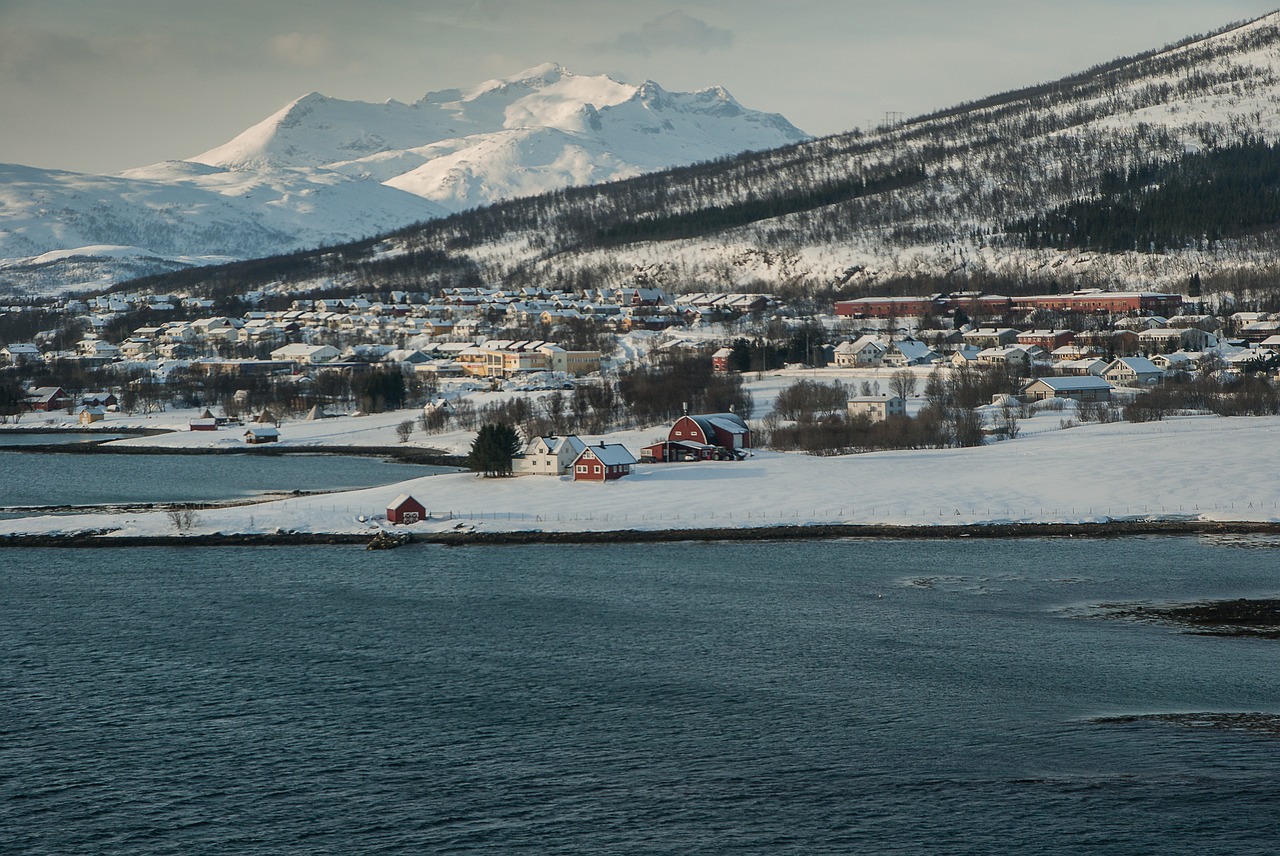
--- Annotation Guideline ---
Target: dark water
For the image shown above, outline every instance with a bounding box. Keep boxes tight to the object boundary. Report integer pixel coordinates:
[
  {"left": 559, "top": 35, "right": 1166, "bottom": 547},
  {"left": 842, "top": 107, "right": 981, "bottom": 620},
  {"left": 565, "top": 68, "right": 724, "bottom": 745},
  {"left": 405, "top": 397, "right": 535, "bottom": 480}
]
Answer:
[
  {"left": 3, "top": 538, "right": 1279, "bottom": 854},
  {"left": 0, "top": 433, "right": 127, "bottom": 447},
  {"left": 0, "top": 450, "right": 449, "bottom": 508}
]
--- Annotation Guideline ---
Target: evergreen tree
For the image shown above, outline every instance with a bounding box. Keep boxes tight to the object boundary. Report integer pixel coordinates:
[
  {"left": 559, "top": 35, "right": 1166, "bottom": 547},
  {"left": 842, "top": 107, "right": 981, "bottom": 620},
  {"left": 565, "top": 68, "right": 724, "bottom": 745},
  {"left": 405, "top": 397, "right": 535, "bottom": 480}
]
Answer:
[{"left": 468, "top": 422, "right": 522, "bottom": 477}]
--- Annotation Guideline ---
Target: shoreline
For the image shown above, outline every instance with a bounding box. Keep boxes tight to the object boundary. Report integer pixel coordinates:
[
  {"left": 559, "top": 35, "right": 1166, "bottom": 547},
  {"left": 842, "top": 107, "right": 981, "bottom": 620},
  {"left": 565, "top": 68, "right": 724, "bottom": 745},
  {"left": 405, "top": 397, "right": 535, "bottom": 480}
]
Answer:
[
  {"left": 1, "top": 440, "right": 467, "bottom": 466},
  {"left": 5, "top": 519, "right": 1280, "bottom": 548}
]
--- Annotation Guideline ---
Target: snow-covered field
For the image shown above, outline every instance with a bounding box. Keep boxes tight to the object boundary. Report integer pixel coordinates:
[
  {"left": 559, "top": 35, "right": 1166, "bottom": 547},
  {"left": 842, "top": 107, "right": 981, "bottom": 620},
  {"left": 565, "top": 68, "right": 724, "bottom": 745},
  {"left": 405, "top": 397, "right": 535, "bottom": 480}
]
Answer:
[{"left": 4, "top": 412, "right": 1278, "bottom": 539}]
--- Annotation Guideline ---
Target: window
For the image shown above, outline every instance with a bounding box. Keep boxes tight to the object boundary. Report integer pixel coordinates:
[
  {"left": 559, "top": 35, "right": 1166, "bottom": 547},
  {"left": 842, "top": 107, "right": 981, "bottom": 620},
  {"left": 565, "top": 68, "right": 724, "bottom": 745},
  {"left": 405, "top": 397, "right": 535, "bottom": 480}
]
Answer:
[{"left": 576, "top": 465, "right": 587, "bottom": 473}]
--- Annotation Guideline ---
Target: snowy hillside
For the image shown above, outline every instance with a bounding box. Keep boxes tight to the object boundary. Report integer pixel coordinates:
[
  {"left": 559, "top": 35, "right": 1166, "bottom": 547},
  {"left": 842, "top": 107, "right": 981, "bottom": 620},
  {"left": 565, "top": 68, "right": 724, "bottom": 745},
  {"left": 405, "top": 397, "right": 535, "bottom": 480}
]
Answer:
[
  {"left": 0, "top": 64, "right": 806, "bottom": 296},
  {"left": 322, "top": 12, "right": 1280, "bottom": 301}
]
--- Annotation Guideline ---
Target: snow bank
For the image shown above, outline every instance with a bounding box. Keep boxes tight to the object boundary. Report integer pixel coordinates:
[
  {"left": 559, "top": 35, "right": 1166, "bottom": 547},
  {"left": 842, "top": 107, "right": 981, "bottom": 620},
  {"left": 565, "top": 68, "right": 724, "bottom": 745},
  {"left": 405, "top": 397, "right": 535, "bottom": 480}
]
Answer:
[{"left": 4, "top": 414, "right": 1278, "bottom": 539}]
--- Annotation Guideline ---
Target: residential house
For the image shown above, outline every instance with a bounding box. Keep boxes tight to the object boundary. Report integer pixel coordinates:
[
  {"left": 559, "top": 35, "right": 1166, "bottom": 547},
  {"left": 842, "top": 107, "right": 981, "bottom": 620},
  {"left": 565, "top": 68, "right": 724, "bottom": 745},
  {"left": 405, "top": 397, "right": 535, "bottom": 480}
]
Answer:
[
  {"left": 1055, "top": 358, "right": 1109, "bottom": 377},
  {"left": 1016, "top": 329, "right": 1075, "bottom": 351},
  {"left": 832, "top": 336, "right": 886, "bottom": 368},
  {"left": 976, "top": 345, "right": 1032, "bottom": 370},
  {"left": 962, "top": 327, "right": 1021, "bottom": 349},
  {"left": 0, "top": 343, "right": 40, "bottom": 365},
  {"left": 847, "top": 395, "right": 907, "bottom": 422},
  {"left": 881, "top": 338, "right": 937, "bottom": 367},
  {"left": 513, "top": 435, "right": 588, "bottom": 476},
  {"left": 572, "top": 443, "right": 637, "bottom": 481},
  {"left": 1022, "top": 376, "right": 1113, "bottom": 402},
  {"left": 1150, "top": 352, "right": 1199, "bottom": 373},
  {"left": 270, "top": 343, "right": 341, "bottom": 366},
  {"left": 1103, "top": 357, "right": 1163, "bottom": 387}
]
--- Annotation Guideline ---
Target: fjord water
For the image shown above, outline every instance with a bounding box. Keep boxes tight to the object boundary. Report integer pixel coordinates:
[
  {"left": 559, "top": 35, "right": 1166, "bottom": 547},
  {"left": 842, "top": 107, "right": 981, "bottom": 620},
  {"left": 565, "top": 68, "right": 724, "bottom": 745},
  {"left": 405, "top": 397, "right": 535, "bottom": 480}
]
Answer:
[
  {"left": 0, "top": 450, "right": 445, "bottom": 507},
  {"left": 3, "top": 538, "right": 1278, "bottom": 854}
]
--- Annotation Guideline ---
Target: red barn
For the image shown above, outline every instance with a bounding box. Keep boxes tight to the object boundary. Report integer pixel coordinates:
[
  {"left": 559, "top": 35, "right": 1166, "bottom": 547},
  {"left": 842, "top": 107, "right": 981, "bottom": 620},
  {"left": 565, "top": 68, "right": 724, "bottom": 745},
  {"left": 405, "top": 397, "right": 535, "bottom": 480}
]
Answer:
[
  {"left": 387, "top": 493, "right": 426, "bottom": 524},
  {"left": 572, "top": 444, "right": 636, "bottom": 481},
  {"left": 668, "top": 413, "right": 751, "bottom": 454}
]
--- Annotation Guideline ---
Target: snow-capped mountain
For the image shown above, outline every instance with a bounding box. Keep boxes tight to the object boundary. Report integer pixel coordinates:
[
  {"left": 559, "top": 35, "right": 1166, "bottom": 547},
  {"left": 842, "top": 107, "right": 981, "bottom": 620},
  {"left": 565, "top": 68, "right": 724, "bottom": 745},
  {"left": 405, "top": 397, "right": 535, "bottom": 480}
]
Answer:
[
  {"left": 192, "top": 62, "right": 806, "bottom": 212},
  {"left": 0, "top": 64, "right": 807, "bottom": 295}
]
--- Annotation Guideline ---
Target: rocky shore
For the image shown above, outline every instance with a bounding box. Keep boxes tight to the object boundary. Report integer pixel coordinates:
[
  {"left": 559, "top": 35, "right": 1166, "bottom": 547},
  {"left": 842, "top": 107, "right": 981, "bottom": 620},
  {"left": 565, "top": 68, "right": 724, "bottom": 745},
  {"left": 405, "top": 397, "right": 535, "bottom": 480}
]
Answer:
[{"left": 1107, "top": 597, "right": 1280, "bottom": 639}]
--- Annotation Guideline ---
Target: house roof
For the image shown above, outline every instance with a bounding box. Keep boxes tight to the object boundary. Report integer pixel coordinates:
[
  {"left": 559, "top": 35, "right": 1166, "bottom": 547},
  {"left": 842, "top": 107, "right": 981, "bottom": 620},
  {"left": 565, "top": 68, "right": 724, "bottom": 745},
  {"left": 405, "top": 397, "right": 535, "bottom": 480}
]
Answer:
[
  {"left": 1026, "top": 376, "right": 1113, "bottom": 391},
  {"left": 388, "top": 493, "right": 423, "bottom": 509},
  {"left": 887, "top": 339, "right": 936, "bottom": 362},
  {"left": 579, "top": 443, "right": 637, "bottom": 467},
  {"left": 1109, "top": 357, "right": 1161, "bottom": 374}
]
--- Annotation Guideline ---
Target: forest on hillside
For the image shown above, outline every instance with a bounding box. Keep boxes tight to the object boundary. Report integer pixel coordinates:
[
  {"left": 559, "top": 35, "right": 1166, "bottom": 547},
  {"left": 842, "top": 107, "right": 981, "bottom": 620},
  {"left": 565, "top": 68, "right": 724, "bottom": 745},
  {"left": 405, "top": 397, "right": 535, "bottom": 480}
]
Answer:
[{"left": 109, "top": 15, "right": 1280, "bottom": 303}]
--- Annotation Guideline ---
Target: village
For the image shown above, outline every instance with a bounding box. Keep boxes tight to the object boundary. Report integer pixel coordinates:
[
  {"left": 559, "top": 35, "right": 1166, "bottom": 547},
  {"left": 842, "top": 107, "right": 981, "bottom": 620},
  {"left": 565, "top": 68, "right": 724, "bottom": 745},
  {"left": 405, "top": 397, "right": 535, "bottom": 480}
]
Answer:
[
  {"left": 4, "top": 277, "right": 1280, "bottom": 540},
  {"left": 3, "top": 282, "right": 1277, "bottom": 444}
]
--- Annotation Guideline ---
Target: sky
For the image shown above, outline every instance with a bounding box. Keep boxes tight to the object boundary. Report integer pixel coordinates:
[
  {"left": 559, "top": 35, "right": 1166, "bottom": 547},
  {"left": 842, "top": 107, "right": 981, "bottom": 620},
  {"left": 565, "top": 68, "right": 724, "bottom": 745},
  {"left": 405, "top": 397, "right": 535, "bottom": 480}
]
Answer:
[{"left": 4, "top": 0, "right": 1278, "bottom": 175}]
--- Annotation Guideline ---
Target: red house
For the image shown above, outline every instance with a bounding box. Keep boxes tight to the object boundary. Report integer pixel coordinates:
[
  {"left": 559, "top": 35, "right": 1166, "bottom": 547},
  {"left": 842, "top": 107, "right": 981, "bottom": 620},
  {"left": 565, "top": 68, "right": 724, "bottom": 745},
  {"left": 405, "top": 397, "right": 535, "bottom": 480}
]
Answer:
[
  {"left": 572, "top": 444, "right": 637, "bottom": 481},
  {"left": 711, "top": 347, "right": 733, "bottom": 373},
  {"left": 387, "top": 493, "right": 426, "bottom": 524},
  {"left": 22, "top": 386, "right": 68, "bottom": 412}
]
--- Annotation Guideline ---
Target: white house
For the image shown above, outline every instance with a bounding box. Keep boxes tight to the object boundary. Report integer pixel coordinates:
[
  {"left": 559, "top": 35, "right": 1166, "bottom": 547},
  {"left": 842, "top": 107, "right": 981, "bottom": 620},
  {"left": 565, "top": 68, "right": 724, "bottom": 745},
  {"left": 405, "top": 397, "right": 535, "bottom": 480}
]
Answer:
[
  {"left": 847, "top": 395, "right": 907, "bottom": 422},
  {"left": 976, "top": 345, "right": 1032, "bottom": 370},
  {"left": 833, "top": 336, "right": 886, "bottom": 368},
  {"left": 1103, "top": 357, "right": 1163, "bottom": 387},
  {"left": 881, "top": 338, "right": 937, "bottom": 367},
  {"left": 1023, "top": 376, "right": 1113, "bottom": 402},
  {"left": 270, "top": 343, "right": 341, "bottom": 365},
  {"left": 513, "top": 435, "right": 588, "bottom": 476}
]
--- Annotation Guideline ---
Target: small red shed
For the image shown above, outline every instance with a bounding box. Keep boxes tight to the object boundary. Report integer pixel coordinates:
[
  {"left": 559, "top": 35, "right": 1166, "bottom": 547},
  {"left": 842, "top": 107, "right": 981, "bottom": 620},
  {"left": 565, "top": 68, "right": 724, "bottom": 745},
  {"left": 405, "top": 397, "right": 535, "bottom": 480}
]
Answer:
[{"left": 387, "top": 493, "right": 427, "bottom": 524}]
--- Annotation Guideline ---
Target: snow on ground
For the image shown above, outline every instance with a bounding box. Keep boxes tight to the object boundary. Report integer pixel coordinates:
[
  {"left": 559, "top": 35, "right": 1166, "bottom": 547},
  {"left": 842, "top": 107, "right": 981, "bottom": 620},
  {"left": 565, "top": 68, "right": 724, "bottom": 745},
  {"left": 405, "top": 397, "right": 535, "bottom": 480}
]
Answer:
[{"left": 5, "top": 413, "right": 1279, "bottom": 538}]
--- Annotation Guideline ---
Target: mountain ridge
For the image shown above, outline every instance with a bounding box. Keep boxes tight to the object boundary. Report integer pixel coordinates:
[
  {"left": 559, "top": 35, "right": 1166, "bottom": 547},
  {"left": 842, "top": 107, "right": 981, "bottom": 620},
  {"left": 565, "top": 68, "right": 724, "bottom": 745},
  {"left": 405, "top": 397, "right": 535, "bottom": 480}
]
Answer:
[{"left": 0, "top": 64, "right": 807, "bottom": 296}]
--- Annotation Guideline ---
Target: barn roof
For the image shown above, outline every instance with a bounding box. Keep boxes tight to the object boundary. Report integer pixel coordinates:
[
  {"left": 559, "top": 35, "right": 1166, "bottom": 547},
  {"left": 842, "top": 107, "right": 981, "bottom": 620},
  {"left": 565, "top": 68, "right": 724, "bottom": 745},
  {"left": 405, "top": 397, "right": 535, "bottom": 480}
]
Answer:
[
  {"left": 388, "top": 493, "right": 422, "bottom": 509},
  {"left": 687, "top": 412, "right": 749, "bottom": 436}
]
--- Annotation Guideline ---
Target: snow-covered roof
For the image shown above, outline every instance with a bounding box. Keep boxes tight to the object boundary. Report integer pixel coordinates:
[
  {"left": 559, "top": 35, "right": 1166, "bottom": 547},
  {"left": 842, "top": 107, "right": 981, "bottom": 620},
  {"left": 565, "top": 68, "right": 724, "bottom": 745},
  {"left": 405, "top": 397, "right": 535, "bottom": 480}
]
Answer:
[
  {"left": 578, "top": 443, "right": 637, "bottom": 467},
  {"left": 1025, "top": 376, "right": 1113, "bottom": 391}
]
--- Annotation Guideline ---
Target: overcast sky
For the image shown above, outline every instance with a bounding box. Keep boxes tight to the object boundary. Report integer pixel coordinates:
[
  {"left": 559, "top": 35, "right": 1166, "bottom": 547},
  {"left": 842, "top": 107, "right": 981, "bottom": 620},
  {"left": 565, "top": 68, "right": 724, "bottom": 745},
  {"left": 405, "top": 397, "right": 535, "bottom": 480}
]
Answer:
[{"left": 4, "top": 1, "right": 1277, "bottom": 174}]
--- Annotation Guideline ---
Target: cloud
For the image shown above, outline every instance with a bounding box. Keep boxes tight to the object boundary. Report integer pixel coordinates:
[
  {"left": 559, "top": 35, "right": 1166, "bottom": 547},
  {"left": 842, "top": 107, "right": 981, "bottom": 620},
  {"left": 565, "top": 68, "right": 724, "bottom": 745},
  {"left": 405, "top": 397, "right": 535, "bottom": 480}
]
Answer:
[
  {"left": 606, "top": 10, "right": 733, "bottom": 55},
  {"left": 269, "top": 31, "right": 335, "bottom": 68}
]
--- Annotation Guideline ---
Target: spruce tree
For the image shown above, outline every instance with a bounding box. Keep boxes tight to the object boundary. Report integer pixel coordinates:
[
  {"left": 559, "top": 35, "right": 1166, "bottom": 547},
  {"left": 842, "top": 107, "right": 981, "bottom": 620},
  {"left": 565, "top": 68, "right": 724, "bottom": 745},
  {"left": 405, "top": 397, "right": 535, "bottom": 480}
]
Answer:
[{"left": 468, "top": 423, "right": 522, "bottom": 477}]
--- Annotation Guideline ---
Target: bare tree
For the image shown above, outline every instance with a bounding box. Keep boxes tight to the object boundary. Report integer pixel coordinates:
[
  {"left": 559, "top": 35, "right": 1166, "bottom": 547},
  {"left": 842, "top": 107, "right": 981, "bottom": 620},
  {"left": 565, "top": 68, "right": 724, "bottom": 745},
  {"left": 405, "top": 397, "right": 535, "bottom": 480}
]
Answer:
[{"left": 889, "top": 370, "right": 919, "bottom": 401}]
